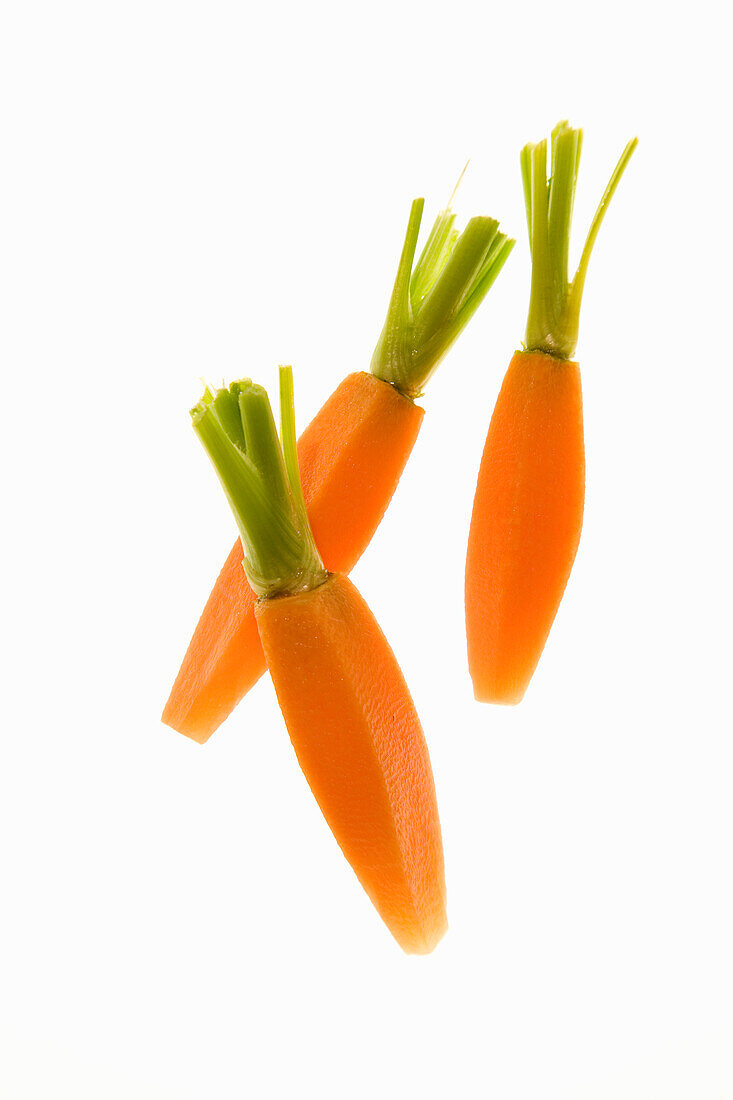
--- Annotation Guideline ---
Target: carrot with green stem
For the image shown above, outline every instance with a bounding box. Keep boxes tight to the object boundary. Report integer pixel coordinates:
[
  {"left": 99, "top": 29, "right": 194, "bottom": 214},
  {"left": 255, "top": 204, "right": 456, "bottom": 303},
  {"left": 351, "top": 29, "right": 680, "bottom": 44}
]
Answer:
[
  {"left": 164, "top": 194, "right": 514, "bottom": 742},
  {"left": 465, "top": 122, "right": 638, "bottom": 704},
  {"left": 191, "top": 366, "right": 447, "bottom": 954}
]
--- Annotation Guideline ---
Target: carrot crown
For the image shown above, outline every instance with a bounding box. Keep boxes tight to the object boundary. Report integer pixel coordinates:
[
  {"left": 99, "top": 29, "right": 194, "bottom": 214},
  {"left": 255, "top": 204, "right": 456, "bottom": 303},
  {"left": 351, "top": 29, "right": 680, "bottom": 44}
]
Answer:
[
  {"left": 522, "top": 121, "right": 638, "bottom": 360},
  {"left": 191, "top": 367, "right": 327, "bottom": 598},
  {"left": 370, "top": 196, "right": 514, "bottom": 398}
]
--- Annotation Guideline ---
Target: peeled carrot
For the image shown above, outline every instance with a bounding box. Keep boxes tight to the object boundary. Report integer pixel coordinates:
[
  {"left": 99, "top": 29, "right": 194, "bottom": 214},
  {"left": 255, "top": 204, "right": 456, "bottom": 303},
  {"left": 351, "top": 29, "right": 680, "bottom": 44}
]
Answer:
[
  {"left": 466, "top": 350, "right": 585, "bottom": 702},
  {"left": 162, "top": 372, "right": 423, "bottom": 742},
  {"left": 164, "top": 195, "right": 514, "bottom": 742},
  {"left": 257, "top": 574, "right": 446, "bottom": 953},
  {"left": 465, "top": 122, "right": 637, "bottom": 704},
  {"left": 191, "top": 368, "right": 446, "bottom": 953}
]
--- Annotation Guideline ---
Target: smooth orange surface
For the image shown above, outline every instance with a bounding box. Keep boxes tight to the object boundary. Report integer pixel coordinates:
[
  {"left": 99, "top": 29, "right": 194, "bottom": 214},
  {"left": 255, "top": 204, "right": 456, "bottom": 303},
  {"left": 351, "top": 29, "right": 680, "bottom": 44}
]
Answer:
[
  {"left": 256, "top": 574, "right": 447, "bottom": 954},
  {"left": 162, "top": 373, "right": 424, "bottom": 742},
  {"left": 465, "top": 350, "right": 585, "bottom": 704}
]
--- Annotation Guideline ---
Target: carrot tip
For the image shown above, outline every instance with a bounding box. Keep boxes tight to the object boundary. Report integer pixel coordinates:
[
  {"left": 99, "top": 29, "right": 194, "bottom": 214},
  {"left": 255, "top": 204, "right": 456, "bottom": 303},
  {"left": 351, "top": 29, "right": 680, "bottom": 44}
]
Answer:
[
  {"left": 401, "top": 917, "right": 449, "bottom": 955},
  {"left": 472, "top": 685, "right": 526, "bottom": 707}
]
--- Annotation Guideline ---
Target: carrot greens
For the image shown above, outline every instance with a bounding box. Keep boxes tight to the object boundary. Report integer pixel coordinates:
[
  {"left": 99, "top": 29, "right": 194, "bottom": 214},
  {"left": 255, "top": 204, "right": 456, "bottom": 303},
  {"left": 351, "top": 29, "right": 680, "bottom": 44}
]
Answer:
[
  {"left": 191, "top": 369, "right": 326, "bottom": 598},
  {"left": 521, "top": 121, "right": 638, "bottom": 360},
  {"left": 371, "top": 198, "right": 515, "bottom": 398}
]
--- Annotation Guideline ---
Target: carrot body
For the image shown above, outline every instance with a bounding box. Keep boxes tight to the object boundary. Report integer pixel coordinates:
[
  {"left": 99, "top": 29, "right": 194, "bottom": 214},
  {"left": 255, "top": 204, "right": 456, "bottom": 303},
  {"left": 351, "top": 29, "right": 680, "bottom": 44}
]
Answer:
[
  {"left": 465, "top": 350, "right": 585, "bottom": 703},
  {"left": 162, "top": 372, "right": 423, "bottom": 742},
  {"left": 256, "top": 573, "right": 447, "bottom": 953},
  {"left": 297, "top": 372, "right": 424, "bottom": 570}
]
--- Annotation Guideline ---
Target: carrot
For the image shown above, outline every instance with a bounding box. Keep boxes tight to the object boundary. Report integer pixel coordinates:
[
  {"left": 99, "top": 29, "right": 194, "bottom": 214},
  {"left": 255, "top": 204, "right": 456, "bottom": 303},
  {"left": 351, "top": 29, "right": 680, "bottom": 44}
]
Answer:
[
  {"left": 162, "top": 372, "right": 424, "bottom": 741},
  {"left": 465, "top": 350, "right": 585, "bottom": 703},
  {"left": 191, "top": 367, "right": 447, "bottom": 953},
  {"left": 465, "top": 122, "right": 637, "bottom": 704},
  {"left": 164, "top": 195, "right": 514, "bottom": 742},
  {"left": 257, "top": 574, "right": 446, "bottom": 954}
]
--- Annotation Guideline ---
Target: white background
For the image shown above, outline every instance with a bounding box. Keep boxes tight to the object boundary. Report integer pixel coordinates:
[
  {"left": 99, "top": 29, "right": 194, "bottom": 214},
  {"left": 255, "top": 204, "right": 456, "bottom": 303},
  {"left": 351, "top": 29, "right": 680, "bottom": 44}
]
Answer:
[{"left": 1, "top": 1, "right": 731, "bottom": 1096}]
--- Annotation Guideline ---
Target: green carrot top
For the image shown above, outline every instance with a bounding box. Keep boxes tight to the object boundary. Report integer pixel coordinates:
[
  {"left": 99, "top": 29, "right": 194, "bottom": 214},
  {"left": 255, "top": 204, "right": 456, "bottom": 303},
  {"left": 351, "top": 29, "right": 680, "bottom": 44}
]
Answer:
[
  {"left": 521, "top": 120, "right": 638, "bottom": 361},
  {"left": 370, "top": 193, "right": 515, "bottom": 398},
  {"left": 191, "top": 367, "right": 326, "bottom": 599}
]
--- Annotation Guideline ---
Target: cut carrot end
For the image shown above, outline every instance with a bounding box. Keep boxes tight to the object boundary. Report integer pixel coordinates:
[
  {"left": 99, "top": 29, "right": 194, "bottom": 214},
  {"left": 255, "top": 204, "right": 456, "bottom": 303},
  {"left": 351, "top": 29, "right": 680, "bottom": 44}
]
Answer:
[
  {"left": 471, "top": 680, "right": 527, "bottom": 707},
  {"left": 399, "top": 912, "right": 449, "bottom": 955},
  {"left": 161, "top": 710, "right": 211, "bottom": 744}
]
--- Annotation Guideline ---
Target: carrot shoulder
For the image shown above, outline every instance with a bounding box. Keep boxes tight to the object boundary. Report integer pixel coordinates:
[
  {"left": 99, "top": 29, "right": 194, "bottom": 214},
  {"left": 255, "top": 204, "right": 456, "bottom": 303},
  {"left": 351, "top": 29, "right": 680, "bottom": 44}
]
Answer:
[
  {"left": 164, "top": 195, "right": 514, "bottom": 742},
  {"left": 465, "top": 122, "right": 637, "bottom": 704},
  {"left": 257, "top": 574, "right": 446, "bottom": 954}
]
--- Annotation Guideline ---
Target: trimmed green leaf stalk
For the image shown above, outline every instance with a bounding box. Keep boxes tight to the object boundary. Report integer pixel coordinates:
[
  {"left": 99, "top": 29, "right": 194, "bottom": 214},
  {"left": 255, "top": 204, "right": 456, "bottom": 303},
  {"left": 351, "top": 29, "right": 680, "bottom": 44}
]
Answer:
[
  {"left": 521, "top": 120, "right": 638, "bottom": 360},
  {"left": 191, "top": 367, "right": 327, "bottom": 598},
  {"left": 370, "top": 197, "right": 515, "bottom": 398}
]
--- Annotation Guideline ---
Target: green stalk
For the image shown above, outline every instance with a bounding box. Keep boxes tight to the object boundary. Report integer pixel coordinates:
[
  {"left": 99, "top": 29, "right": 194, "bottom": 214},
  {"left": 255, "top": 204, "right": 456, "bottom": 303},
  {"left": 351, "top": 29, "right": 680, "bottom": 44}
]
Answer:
[
  {"left": 522, "top": 120, "right": 638, "bottom": 360},
  {"left": 371, "top": 193, "right": 515, "bottom": 399},
  {"left": 191, "top": 368, "right": 327, "bottom": 599}
]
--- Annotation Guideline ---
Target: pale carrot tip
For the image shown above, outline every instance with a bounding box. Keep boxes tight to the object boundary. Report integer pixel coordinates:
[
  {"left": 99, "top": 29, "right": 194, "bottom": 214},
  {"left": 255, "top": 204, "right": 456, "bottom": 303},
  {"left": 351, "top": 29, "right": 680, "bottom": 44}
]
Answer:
[
  {"left": 160, "top": 707, "right": 212, "bottom": 744},
  {"left": 400, "top": 915, "right": 449, "bottom": 956},
  {"left": 471, "top": 681, "right": 526, "bottom": 706}
]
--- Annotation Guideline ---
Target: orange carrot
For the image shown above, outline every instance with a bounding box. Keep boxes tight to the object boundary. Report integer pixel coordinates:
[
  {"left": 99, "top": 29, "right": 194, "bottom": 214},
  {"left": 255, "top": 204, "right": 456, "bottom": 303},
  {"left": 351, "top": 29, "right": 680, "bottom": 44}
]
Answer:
[
  {"left": 257, "top": 573, "right": 446, "bottom": 953},
  {"left": 466, "top": 351, "right": 585, "bottom": 702},
  {"left": 164, "top": 195, "right": 514, "bottom": 742},
  {"left": 191, "top": 368, "right": 446, "bottom": 953},
  {"left": 162, "top": 372, "right": 422, "bottom": 742},
  {"left": 465, "top": 122, "right": 637, "bottom": 704}
]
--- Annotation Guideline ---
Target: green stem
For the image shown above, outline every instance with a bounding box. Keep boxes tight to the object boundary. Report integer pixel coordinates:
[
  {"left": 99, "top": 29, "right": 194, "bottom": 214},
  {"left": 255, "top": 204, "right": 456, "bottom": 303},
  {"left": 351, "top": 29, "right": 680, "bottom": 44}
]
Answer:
[
  {"left": 522, "top": 120, "right": 638, "bottom": 360},
  {"left": 415, "top": 217, "right": 499, "bottom": 344},
  {"left": 277, "top": 365, "right": 320, "bottom": 577},
  {"left": 191, "top": 369, "right": 327, "bottom": 598},
  {"left": 410, "top": 209, "right": 457, "bottom": 305},
  {"left": 371, "top": 194, "right": 515, "bottom": 399},
  {"left": 572, "top": 137, "right": 639, "bottom": 316}
]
